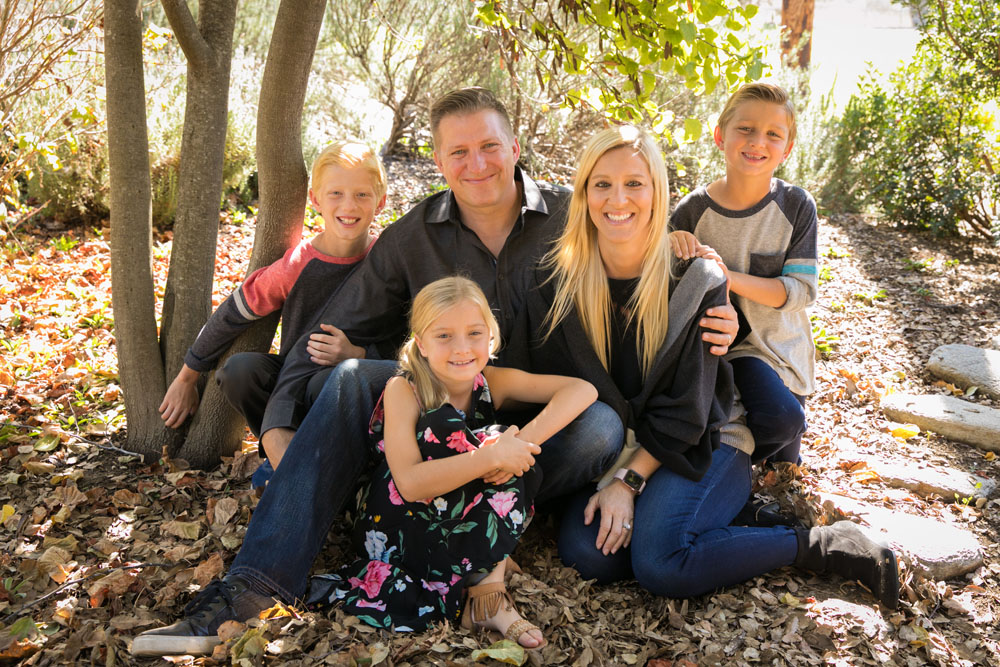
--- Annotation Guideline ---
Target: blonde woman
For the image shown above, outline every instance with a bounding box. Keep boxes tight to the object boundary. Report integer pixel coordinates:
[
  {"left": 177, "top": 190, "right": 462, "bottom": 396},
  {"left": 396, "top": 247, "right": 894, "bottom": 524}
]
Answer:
[
  {"left": 510, "top": 126, "right": 899, "bottom": 609},
  {"left": 309, "top": 276, "right": 596, "bottom": 647}
]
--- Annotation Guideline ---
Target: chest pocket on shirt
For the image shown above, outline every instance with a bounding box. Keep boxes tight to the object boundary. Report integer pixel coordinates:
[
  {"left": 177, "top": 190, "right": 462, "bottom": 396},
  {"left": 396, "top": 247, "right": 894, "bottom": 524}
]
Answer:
[{"left": 749, "top": 252, "right": 784, "bottom": 278}]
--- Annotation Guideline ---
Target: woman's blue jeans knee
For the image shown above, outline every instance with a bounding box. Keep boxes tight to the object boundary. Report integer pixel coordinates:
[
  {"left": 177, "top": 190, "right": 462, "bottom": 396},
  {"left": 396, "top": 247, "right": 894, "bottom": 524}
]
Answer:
[{"left": 559, "top": 445, "right": 799, "bottom": 598}]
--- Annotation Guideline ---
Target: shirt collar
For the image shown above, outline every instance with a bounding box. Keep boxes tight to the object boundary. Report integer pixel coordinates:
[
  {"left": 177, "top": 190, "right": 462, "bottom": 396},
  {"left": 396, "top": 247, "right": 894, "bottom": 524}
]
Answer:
[{"left": 425, "top": 166, "right": 549, "bottom": 224}]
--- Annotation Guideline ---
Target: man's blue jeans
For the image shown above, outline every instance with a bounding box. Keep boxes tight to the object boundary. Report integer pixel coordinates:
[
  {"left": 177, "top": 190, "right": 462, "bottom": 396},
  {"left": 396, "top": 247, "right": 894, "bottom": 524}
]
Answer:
[
  {"left": 730, "top": 356, "right": 807, "bottom": 464},
  {"left": 558, "top": 444, "right": 799, "bottom": 598},
  {"left": 230, "top": 359, "right": 623, "bottom": 602}
]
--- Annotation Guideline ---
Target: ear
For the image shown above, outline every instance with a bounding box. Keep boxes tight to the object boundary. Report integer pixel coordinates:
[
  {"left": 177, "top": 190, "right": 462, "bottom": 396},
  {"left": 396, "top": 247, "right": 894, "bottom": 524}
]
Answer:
[
  {"left": 713, "top": 125, "right": 724, "bottom": 149},
  {"left": 414, "top": 335, "right": 427, "bottom": 358},
  {"left": 308, "top": 188, "right": 319, "bottom": 209},
  {"left": 375, "top": 193, "right": 387, "bottom": 215},
  {"left": 511, "top": 136, "right": 521, "bottom": 163},
  {"left": 432, "top": 150, "right": 443, "bottom": 173},
  {"left": 780, "top": 139, "right": 795, "bottom": 163}
]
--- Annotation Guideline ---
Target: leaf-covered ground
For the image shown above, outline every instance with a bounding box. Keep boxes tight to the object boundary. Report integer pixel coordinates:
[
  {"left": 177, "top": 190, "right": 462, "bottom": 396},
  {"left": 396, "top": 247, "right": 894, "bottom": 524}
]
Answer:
[{"left": 2, "top": 160, "right": 999, "bottom": 665}]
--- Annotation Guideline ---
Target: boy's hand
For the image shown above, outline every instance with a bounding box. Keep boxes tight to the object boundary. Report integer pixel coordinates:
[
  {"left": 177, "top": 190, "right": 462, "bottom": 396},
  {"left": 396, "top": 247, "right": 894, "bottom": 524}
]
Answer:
[
  {"left": 669, "top": 230, "right": 701, "bottom": 260},
  {"left": 308, "top": 324, "right": 365, "bottom": 365},
  {"left": 159, "top": 368, "right": 200, "bottom": 428},
  {"left": 700, "top": 302, "right": 739, "bottom": 356}
]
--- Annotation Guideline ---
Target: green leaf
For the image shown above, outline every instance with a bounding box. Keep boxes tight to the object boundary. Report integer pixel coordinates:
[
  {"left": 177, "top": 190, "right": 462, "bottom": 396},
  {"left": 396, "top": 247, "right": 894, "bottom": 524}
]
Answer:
[
  {"left": 471, "top": 639, "right": 526, "bottom": 665},
  {"left": 8, "top": 616, "right": 37, "bottom": 640},
  {"left": 34, "top": 434, "right": 61, "bottom": 452},
  {"left": 684, "top": 117, "right": 704, "bottom": 141}
]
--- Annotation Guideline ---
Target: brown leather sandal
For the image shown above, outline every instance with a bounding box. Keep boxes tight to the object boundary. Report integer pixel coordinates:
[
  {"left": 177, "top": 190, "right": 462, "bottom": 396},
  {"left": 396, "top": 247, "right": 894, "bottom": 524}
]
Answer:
[{"left": 460, "top": 580, "right": 546, "bottom": 649}]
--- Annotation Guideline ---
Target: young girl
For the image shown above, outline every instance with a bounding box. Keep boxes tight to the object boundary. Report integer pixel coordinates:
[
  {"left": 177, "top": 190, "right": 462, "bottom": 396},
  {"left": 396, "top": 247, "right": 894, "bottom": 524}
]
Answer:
[
  {"left": 308, "top": 276, "right": 597, "bottom": 648},
  {"left": 669, "top": 82, "right": 818, "bottom": 465}
]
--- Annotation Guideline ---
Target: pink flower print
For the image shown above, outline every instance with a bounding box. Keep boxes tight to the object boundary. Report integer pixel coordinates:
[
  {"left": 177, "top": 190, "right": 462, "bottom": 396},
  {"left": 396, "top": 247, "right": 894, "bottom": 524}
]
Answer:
[
  {"left": 422, "top": 427, "right": 439, "bottom": 443},
  {"left": 446, "top": 430, "right": 476, "bottom": 453},
  {"left": 461, "top": 492, "right": 483, "bottom": 519},
  {"left": 355, "top": 598, "right": 387, "bottom": 611},
  {"left": 422, "top": 579, "right": 450, "bottom": 598},
  {"left": 473, "top": 373, "right": 484, "bottom": 390},
  {"left": 368, "top": 399, "right": 384, "bottom": 435},
  {"left": 488, "top": 491, "right": 517, "bottom": 518},
  {"left": 349, "top": 560, "right": 392, "bottom": 599},
  {"left": 461, "top": 557, "right": 472, "bottom": 571},
  {"left": 450, "top": 573, "right": 462, "bottom": 586},
  {"left": 387, "top": 479, "right": 404, "bottom": 506},
  {"left": 376, "top": 439, "right": 385, "bottom": 453}
]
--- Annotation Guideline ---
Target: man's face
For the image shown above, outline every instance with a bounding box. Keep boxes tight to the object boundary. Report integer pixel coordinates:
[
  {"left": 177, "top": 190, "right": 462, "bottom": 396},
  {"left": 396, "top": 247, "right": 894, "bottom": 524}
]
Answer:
[{"left": 433, "top": 110, "right": 520, "bottom": 213}]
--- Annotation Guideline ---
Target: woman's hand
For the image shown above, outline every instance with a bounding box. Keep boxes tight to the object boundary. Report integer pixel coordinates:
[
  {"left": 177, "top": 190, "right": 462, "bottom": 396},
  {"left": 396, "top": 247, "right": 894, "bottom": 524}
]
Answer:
[
  {"left": 486, "top": 426, "right": 540, "bottom": 477},
  {"left": 583, "top": 482, "right": 635, "bottom": 555}
]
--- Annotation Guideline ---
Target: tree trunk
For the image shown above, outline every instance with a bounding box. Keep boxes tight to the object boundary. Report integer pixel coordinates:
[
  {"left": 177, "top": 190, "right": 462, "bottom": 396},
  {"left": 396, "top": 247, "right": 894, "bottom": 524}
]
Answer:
[
  {"left": 176, "top": 0, "right": 327, "bottom": 466},
  {"left": 781, "top": 0, "right": 815, "bottom": 68},
  {"left": 105, "top": 0, "right": 178, "bottom": 459}
]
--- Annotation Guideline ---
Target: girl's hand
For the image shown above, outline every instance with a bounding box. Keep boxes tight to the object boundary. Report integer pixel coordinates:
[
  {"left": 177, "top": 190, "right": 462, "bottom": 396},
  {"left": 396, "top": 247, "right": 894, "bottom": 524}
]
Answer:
[
  {"left": 482, "top": 469, "right": 514, "bottom": 485},
  {"left": 487, "top": 426, "right": 541, "bottom": 477},
  {"left": 669, "top": 230, "right": 701, "bottom": 260},
  {"left": 583, "top": 482, "right": 635, "bottom": 555}
]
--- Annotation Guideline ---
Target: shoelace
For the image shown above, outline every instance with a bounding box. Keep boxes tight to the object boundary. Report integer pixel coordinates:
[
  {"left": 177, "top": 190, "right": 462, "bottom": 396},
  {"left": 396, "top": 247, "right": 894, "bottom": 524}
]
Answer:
[{"left": 183, "top": 579, "right": 237, "bottom": 621}]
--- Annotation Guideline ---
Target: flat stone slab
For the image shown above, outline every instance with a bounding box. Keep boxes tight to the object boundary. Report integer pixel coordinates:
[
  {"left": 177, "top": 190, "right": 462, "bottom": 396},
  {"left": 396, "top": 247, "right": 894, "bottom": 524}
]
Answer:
[
  {"left": 927, "top": 344, "right": 1000, "bottom": 399},
  {"left": 817, "top": 493, "right": 983, "bottom": 581},
  {"left": 871, "top": 459, "right": 995, "bottom": 500},
  {"left": 882, "top": 393, "right": 1000, "bottom": 453}
]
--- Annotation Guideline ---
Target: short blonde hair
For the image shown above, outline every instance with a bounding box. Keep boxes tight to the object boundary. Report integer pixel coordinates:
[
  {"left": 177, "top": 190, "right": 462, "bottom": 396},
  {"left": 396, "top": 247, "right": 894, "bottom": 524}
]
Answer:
[
  {"left": 310, "top": 141, "right": 387, "bottom": 200},
  {"left": 429, "top": 87, "right": 514, "bottom": 147},
  {"left": 399, "top": 276, "right": 500, "bottom": 411},
  {"left": 717, "top": 82, "right": 797, "bottom": 144},
  {"left": 543, "top": 125, "right": 673, "bottom": 378}
]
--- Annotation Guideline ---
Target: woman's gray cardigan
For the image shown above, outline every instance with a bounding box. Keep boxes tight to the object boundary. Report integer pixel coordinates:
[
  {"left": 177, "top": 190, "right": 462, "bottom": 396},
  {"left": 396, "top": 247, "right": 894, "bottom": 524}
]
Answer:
[{"left": 505, "top": 258, "right": 735, "bottom": 482}]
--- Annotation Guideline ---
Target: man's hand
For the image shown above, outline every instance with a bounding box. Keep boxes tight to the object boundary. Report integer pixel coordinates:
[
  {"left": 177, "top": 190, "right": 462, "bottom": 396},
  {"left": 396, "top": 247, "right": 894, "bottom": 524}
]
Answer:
[
  {"left": 307, "top": 323, "right": 365, "bottom": 366},
  {"left": 700, "top": 302, "right": 739, "bottom": 356}
]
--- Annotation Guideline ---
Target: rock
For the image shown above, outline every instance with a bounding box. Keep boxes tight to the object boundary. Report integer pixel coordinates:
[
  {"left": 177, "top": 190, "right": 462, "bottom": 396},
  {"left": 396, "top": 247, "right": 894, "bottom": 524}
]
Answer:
[
  {"left": 927, "top": 344, "right": 1000, "bottom": 399},
  {"left": 990, "top": 335, "right": 1000, "bottom": 351},
  {"left": 816, "top": 493, "right": 983, "bottom": 581},
  {"left": 882, "top": 393, "right": 1000, "bottom": 452},
  {"left": 871, "top": 459, "right": 995, "bottom": 501}
]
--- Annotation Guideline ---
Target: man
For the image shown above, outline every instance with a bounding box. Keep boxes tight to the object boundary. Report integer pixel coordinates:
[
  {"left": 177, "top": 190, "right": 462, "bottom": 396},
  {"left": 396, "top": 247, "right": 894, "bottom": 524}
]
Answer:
[{"left": 132, "top": 88, "right": 739, "bottom": 657}]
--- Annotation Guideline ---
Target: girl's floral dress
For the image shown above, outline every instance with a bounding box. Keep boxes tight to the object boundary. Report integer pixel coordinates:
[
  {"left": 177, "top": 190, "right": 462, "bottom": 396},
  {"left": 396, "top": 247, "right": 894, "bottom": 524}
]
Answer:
[{"left": 307, "top": 373, "right": 541, "bottom": 631}]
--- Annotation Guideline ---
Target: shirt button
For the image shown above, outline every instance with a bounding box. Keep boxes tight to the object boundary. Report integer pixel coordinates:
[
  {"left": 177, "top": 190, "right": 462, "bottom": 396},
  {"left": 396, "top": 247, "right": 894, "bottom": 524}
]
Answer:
[{"left": 498, "top": 274, "right": 505, "bottom": 281}]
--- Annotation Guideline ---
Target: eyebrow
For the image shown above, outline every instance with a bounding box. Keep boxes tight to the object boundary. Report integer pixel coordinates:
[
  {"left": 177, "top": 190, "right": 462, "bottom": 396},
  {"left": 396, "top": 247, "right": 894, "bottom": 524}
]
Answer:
[{"left": 589, "top": 172, "right": 649, "bottom": 180}]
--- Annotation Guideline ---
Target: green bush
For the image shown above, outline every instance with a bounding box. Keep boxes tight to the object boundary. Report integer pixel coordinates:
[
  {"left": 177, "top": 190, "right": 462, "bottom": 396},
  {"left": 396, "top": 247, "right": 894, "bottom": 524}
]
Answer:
[{"left": 822, "top": 51, "right": 999, "bottom": 238}]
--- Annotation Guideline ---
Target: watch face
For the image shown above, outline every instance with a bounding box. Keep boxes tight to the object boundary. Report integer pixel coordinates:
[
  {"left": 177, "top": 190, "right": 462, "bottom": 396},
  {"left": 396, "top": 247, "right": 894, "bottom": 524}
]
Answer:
[{"left": 623, "top": 469, "right": 643, "bottom": 490}]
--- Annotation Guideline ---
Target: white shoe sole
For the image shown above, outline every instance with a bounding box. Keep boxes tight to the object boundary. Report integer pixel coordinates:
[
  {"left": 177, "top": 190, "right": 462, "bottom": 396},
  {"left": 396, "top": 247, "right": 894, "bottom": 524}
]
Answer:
[{"left": 131, "top": 634, "right": 220, "bottom": 657}]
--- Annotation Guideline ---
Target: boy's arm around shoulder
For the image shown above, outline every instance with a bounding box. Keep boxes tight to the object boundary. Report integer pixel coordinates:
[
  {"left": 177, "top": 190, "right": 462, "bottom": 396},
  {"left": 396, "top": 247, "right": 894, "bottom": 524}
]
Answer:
[{"left": 775, "top": 185, "right": 819, "bottom": 313}]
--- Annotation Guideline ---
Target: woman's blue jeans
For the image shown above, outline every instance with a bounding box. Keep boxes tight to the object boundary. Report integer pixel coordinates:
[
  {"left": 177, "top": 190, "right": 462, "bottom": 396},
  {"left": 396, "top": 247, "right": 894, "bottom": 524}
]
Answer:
[
  {"left": 558, "top": 444, "right": 799, "bottom": 598},
  {"left": 230, "top": 359, "right": 624, "bottom": 602}
]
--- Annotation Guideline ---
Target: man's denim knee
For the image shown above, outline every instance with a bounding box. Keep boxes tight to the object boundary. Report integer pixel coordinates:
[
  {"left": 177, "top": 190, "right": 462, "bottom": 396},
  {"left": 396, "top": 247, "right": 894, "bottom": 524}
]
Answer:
[{"left": 537, "top": 401, "right": 623, "bottom": 501}]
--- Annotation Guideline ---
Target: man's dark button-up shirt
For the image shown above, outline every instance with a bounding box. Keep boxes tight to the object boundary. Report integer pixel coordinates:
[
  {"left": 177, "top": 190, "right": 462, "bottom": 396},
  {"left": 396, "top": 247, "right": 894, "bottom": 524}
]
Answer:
[{"left": 260, "top": 167, "right": 571, "bottom": 433}]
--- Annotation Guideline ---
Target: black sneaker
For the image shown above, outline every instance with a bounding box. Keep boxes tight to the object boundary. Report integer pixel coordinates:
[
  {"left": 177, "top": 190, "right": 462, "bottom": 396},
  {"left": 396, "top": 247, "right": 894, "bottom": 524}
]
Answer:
[{"left": 131, "top": 575, "right": 275, "bottom": 657}]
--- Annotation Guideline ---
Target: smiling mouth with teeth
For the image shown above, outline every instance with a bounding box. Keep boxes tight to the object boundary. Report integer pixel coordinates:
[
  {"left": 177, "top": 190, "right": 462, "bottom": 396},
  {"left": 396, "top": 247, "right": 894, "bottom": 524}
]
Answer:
[{"left": 606, "top": 213, "right": 633, "bottom": 222}]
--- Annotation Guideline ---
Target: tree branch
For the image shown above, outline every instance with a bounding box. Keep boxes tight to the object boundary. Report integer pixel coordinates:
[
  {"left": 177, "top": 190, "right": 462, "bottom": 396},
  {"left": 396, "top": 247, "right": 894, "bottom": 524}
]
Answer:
[
  {"left": 934, "top": 0, "right": 1000, "bottom": 79},
  {"left": 160, "top": 0, "right": 212, "bottom": 71}
]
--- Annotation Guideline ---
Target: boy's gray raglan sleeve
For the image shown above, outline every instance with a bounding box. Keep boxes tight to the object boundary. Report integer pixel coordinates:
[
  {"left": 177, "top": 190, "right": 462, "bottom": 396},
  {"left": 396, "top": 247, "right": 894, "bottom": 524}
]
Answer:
[
  {"left": 776, "top": 188, "right": 818, "bottom": 312},
  {"left": 183, "top": 286, "right": 262, "bottom": 372}
]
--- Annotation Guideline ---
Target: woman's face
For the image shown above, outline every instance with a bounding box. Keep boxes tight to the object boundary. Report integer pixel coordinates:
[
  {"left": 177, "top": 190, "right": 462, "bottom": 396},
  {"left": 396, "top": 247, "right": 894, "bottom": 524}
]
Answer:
[{"left": 586, "top": 146, "right": 654, "bottom": 253}]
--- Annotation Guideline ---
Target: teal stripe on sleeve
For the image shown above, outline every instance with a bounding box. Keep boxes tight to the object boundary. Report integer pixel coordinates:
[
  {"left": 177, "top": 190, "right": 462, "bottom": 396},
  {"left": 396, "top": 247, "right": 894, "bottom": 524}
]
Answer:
[{"left": 782, "top": 264, "right": 817, "bottom": 275}]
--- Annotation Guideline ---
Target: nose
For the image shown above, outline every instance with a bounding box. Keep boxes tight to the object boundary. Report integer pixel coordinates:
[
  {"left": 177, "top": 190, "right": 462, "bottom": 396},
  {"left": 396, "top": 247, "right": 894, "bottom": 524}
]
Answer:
[
  {"left": 609, "top": 184, "right": 628, "bottom": 206},
  {"left": 469, "top": 150, "right": 487, "bottom": 173}
]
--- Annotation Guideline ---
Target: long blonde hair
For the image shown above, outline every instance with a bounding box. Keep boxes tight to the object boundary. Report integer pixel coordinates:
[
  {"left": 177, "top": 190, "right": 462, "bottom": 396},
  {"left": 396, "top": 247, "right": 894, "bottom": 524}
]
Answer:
[
  {"left": 399, "top": 276, "right": 501, "bottom": 411},
  {"left": 543, "top": 125, "right": 672, "bottom": 378}
]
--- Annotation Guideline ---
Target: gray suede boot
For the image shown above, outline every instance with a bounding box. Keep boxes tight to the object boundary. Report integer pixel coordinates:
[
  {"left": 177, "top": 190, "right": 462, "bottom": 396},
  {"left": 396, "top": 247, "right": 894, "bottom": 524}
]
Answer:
[{"left": 794, "top": 521, "right": 900, "bottom": 610}]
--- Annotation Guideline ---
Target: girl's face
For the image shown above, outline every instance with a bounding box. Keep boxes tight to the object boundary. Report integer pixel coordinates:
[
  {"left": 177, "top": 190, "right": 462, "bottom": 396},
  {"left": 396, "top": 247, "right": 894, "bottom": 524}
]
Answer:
[
  {"left": 586, "top": 146, "right": 654, "bottom": 251},
  {"left": 714, "top": 100, "right": 793, "bottom": 178},
  {"left": 415, "top": 299, "right": 492, "bottom": 387}
]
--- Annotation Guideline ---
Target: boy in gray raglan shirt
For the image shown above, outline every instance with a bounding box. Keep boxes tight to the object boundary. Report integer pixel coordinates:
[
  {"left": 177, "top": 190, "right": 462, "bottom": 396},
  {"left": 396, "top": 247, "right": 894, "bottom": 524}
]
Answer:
[{"left": 669, "top": 82, "right": 817, "bottom": 464}]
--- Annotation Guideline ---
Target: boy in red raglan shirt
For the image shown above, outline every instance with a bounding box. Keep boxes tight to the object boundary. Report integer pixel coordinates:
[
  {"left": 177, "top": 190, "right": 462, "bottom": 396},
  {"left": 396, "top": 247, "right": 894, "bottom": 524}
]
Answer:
[{"left": 159, "top": 142, "right": 387, "bottom": 456}]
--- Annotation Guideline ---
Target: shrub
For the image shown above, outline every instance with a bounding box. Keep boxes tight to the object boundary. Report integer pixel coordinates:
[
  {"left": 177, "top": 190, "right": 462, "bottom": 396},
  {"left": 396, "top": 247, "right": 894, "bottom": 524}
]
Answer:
[{"left": 822, "top": 52, "right": 999, "bottom": 238}]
